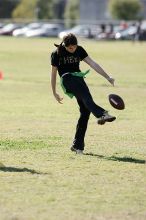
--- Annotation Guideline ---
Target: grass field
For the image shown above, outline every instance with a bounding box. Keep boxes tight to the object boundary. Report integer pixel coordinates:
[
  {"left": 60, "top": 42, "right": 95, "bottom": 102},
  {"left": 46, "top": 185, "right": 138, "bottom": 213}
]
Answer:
[{"left": 0, "top": 37, "right": 146, "bottom": 220}]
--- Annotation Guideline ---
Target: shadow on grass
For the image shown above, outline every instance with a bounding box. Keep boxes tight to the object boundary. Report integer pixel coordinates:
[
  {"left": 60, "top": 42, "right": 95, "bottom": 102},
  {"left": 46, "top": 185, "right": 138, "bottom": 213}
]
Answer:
[
  {"left": 84, "top": 153, "right": 146, "bottom": 164},
  {"left": 0, "top": 166, "right": 43, "bottom": 174}
]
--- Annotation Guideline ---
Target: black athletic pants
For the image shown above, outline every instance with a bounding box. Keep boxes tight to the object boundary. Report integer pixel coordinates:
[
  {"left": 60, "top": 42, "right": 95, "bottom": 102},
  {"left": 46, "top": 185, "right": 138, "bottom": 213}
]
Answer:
[{"left": 63, "top": 74, "right": 105, "bottom": 150}]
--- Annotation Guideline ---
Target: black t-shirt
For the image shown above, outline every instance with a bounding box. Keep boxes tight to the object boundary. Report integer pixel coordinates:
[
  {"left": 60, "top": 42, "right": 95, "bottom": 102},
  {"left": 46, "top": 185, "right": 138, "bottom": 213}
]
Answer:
[{"left": 51, "top": 45, "right": 88, "bottom": 77}]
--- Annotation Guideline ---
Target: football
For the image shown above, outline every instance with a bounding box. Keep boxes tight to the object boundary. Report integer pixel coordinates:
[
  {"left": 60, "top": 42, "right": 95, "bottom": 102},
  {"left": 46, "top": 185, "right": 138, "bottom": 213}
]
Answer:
[{"left": 108, "top": 94, "right": 125, "bottom": 110}]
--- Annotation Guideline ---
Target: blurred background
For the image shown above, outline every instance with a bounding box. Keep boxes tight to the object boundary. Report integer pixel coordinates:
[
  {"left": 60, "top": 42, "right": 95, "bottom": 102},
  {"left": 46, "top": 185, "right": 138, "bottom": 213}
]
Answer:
[{"left": 0, "top": 0, "right": 146, "bottom": 41}]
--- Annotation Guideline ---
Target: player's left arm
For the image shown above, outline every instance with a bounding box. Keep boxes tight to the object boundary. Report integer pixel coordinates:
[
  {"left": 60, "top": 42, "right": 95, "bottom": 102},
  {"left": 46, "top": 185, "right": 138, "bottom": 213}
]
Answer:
[{"left": 83, "top": 56, "right": 115, "bottom": 86}]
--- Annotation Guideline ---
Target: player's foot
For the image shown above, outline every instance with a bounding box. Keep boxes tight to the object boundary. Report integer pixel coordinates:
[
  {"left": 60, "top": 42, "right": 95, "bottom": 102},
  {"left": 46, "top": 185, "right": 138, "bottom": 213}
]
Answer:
[
  {"left": 97, "top": 111, "right": 116, "bottom": 125},
  {"left": 76, "top": 149, "right": 83, "bottom": 154},
  {"left": 70, "top": 146, "right": 83, "bottom": 154},
  {"left": 70, "top": 146, "right": 77, "bottom": 152}
]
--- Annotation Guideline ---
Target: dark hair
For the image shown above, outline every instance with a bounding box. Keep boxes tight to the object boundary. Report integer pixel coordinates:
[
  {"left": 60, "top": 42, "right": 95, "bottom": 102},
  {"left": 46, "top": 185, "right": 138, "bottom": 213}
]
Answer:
[
  {"left": 54, "top": 33, "right": 78, "bottom": 55},
  {"left": 63, "top": 33, "right": 78, "bottom": 47}
]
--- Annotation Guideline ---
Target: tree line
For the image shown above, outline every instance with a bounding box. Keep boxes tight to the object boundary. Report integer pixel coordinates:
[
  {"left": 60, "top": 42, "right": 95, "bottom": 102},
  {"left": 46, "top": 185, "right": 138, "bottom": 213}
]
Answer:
[{"left": 0, "top": 0, "right": 143, "bottom": 24}]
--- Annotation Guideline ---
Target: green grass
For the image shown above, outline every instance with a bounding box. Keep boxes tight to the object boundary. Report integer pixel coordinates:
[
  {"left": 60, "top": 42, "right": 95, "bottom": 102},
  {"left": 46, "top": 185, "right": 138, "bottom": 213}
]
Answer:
[{"left": 0, "top": 37, "right": 146, "bottom": 220}]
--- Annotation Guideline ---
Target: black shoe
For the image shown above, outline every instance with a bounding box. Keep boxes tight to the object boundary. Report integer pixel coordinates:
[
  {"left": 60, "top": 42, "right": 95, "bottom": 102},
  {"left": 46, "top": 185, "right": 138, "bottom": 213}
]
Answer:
[
  {"left": 97, "top": 111, "right": 116, "bottom": 125},
  {"left": 70, "top": 146, "right": 83, "bottom": 154}
]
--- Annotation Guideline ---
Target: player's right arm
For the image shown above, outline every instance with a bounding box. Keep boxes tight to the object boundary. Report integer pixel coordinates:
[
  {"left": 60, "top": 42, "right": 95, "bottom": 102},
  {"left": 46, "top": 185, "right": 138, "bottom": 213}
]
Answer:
[{"left": 51, "top": 66, "right": 63, "bottom": 104}]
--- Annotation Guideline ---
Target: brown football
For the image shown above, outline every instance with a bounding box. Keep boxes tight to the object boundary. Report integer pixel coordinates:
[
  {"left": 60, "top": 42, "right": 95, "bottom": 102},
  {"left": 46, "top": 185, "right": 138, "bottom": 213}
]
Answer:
[{"left": 108, "top": 94, "right": 125, "bottom": 110}]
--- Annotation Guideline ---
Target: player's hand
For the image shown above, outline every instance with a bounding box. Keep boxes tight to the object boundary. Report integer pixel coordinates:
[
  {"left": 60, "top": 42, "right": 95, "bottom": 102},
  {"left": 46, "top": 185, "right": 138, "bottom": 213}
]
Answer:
[
  {"left": 107, "top": 77, "right": 115, "bottom": 86},
  {"left": 54, "top": 93, "right": 63, "bottom": 104}
]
